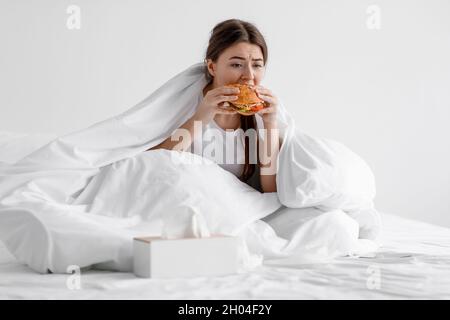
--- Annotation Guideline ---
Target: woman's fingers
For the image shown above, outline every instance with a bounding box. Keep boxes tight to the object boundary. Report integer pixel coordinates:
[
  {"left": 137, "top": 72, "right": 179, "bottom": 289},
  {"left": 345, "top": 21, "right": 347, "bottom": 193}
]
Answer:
[
  {"left": 253, "top": 86, "right": 279, "bottom": 116},
  {"left": 257, "top": 93, "right": 277, "bottom": 106},
  {"left": 216, "top": 107, "right": 237, "bottom": 115},
  {"left": 255, "top": 86, "right": 272, "bottom": 96},
  {"left": 258, "top": 106, "right": 275, "bottom": 114},
  {"left": 213, "top": 86, "right": 240, "bottom": 97},
  {"left": 216, "top": 101, "right": 237, "bottom": 114},
  {"left": 255, "top": 87, "right": 277, "bottom": 106},
  {"left": 215, "top": 95, "right": 238, "bottom": 104}
]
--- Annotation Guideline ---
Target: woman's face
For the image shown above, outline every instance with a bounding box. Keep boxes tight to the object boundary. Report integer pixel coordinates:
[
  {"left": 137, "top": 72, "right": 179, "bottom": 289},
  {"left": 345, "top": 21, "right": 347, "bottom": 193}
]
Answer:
[{"left": 206, "top": 42, "right": 266, "bottom": 87}]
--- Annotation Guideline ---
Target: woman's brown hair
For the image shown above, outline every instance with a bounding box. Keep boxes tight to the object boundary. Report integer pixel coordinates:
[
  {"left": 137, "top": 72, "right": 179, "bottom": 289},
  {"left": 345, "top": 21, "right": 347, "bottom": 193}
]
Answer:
[{"left": 203, "top": 19, "right": 268, "bottom": 183}]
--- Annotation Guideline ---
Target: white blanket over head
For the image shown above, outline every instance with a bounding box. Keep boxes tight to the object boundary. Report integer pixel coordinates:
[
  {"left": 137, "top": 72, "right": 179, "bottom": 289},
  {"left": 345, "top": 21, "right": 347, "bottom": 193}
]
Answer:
[{"left": 0, "top": 63, "right": 382, "bottom": 274}]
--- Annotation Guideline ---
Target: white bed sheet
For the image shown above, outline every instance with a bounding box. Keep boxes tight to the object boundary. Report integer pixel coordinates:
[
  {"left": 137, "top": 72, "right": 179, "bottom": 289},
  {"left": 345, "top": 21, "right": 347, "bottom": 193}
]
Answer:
[
  {"left": 0, "top": 131, "right": 57, "bottom": 165},
  {"left": 1, "top": 212, "right": 449, "bottom": 300}
]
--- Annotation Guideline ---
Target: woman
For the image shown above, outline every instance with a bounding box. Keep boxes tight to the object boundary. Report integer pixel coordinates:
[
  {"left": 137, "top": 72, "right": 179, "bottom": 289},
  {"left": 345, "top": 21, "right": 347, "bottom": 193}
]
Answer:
[
  {"left": 149, "top": 19, "right": 280, "bottom": 193},
  {"left": 0, "top": 20, "right": 381, "bottom": 275}
]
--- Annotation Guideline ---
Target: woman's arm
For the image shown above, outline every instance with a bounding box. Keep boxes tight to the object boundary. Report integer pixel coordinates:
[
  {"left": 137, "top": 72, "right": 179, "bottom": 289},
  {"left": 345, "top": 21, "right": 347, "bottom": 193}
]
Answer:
[
  {"left": 251, "top": 85, "right": 281, "bottom": 193},
  {"left": 258, "top": 119, "right": 280, "bottom": 193},
  {"left": 148, "top": 86, "right": 240, "bottom": 151},
  {"left": 147, "top": 114, "right": 204, "bottom": 151}
]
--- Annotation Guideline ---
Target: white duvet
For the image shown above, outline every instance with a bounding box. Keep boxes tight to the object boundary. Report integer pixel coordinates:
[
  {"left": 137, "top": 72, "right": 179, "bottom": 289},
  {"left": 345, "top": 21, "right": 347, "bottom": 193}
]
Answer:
[{"left": 0, "top": 62, "right": 381, "bottom": 274}]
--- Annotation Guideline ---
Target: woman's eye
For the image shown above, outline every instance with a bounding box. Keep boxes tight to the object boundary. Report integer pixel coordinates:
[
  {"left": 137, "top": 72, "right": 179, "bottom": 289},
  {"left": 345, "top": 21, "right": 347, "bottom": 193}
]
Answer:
[{"left": 231, "top": 64, "right": 264, "bottom": 68}]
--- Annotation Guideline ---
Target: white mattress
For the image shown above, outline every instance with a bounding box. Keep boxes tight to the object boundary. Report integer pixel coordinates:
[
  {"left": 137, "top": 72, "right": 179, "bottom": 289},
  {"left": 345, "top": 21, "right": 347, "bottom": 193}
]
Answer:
[{"left": 1, "top": 212, "right": 449, "bottom": 300}]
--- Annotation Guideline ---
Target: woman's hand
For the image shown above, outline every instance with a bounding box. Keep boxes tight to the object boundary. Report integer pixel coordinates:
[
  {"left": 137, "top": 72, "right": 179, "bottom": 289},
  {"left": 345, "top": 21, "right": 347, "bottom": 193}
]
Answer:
[
  {"left": 194, "top": 86, "right": 240, "bottom": 124},
  {"left": 252, "top": 85, "right": 279, "bottom": 125}
]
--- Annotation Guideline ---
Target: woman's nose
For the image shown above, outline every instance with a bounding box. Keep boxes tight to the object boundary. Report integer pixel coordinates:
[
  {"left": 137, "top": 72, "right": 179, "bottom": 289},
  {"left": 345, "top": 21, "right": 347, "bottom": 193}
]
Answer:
[{"left": 242, "top": 65, "right": 254, "bottom": 79}]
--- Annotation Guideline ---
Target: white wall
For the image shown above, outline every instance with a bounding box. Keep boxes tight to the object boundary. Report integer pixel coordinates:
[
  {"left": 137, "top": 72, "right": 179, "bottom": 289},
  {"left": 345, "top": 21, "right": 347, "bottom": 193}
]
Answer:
[{"left": 1, "top": 0, "right": 449, "bottom": 227}]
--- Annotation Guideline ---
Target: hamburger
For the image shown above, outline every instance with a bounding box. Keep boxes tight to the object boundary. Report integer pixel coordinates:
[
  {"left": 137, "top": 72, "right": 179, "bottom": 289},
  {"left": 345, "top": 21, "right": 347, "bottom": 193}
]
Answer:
[{"left": 222, "top": 83, "right": 266, "bottom": 116}]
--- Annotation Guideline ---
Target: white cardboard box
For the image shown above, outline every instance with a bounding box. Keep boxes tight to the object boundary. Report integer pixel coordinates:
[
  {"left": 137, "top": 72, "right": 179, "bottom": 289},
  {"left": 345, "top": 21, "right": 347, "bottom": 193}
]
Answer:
[{"left": 133, "top": 235, "right": 239, "bottom": 278}]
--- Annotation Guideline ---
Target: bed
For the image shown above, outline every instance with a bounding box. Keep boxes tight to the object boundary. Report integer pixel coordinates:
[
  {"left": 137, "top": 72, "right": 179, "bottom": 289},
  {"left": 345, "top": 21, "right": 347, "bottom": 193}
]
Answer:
[
  {"left": 1, "top": 131, "right": 449, "bottom": 299},
  {"left": 1, "top": 212, "right": 449, "bottom": 299}
]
